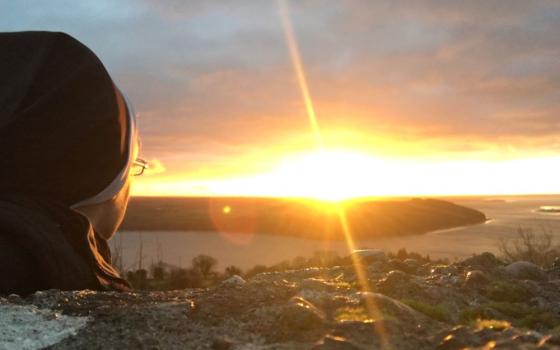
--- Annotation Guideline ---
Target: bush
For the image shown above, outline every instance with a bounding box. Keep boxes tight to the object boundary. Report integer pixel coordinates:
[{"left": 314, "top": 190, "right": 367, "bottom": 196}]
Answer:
[
  {"left": 150, "top": 263, "right": 166, "bottom": 280},
  {"left": 224, "top": 265, "right": 243, "bottom": 277},
  {"left": 459, "top": 306, "right": 497, "bottom": 324},
  {"left": 487, "top": 302, "right": 533, "bottom": 318},
  {"left": 460, "top": 302, "right": 560, "bottom": 330},
  {"left": 387, "top": 248, "right": 449, "bottom": 265},
  {"left": 498, "top": 227, "right": 559, "bottom": 267},
  {"left": 126, "top": 269, "right": 148, "bottom": 289},
  {"left": 401, "top": 299, "right": 450, "bottom": 322},
  {"left": 192, "top": 254, "right": 218, "bottom": 279}
]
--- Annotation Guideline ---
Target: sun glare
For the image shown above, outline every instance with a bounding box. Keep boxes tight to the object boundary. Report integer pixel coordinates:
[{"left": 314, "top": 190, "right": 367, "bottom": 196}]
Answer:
[{"left": 267, "top": 150, "right": 383, "bottom": 202}]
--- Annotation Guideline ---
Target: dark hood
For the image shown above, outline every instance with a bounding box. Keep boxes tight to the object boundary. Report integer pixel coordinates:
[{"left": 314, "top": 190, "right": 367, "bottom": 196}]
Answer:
[{"left": 0, "top": 31, "right": 129, "bottom": 206}]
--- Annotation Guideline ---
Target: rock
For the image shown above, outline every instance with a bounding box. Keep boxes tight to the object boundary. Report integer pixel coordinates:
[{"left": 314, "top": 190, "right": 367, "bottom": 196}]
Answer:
[
  {"left": 388, "top": 259, "right": 408, "bottom": 270},
  {"left": 298, "top": 289, "right": 334, "bottom": 307},
  {"left": 528, "top": 296, "right": 549, "bottom": 309},
  {"left": 436, "top": 334, "right": 466, "bottom": 350},
  {"left": 431, "top": 265, "right": 458, "bottom": 276},
  {"left": 378, "top": 270, "right": 412, "bottom": 289},
  {"left": 7, "top": 294, "right": 21, "bottom": 303},
  {"left": 311, "top": 335, "right": 361, "bottom": 350},
  {"left": 300, "top": 278, "right": 336, "bottom": 292},
  {"left": 376, "top": 270, "right": 422, "bottom": 298},
  {"left": 485, "top": 280, "right": 534, "bottom": 302},
  {"left": 404, "top": 258, "right": 419, "bottom": 266},
  {"left": 461, "top": 252, "right": 503, "bottom": 269},
  {"left": 416, "top": 263, "right": 431, "bottom": 276},
  {"left": 366, "top": 261, "right": 389, "bottom": 275},
  {"left": 540, "top": 334, "right": 560, "bottom": 346},
  {"left": 505, "top": 261, "right": 548, "bottom": 281},
  {"left": 449, "top": 276, "right": 463, "bottom": 286},
  {"left": 220, "top": 275, "right": 246, "bottom": 286},
  {"left": 464, "top": 270, "right": 490, "bottom": 288},
  {"left": 352, "top": 249, "right": 386, "bottom": 263},
  {"left": 0, "top": 304, "right": 91, "bottom": 350},
  {"left": 354, "top": 292, "right": 434, "bottom": 326},
  {"left": 387, "top": 259, "right": 417, "bottom": 274},
  {"left": 2, "top": 251, "right": 559, "bottom": 349},
  {"left": 211, "top": 337, "right": 235, "bottom": 350},
  {"left": 436, "top": 326, "right": 485, "bottom": 350},
  {"left": 519, "top": 330, "right": 544, "bottom": 344},
  {"left": 278, "top": 297, "right": 325, "bottom": 330},
  {"left": 385, "top": 270, "right": 412, "bottom": 282},
  {"left": 404, "top": 258, "right": 419, "bottom": 268}
]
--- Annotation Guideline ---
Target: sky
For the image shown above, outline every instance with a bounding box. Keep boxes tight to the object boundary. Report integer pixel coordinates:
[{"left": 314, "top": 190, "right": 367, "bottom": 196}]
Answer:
[{"left": 2, "top": 0, "right": 560, "bottom": 198}]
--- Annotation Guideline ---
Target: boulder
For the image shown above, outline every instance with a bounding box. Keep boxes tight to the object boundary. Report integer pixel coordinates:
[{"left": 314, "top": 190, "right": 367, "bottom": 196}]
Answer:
[
  {"left": 388, "top": 259, "right": 418, "bottom": 274},
  {"left": 352, "top": 249, "right": 386, "bottom": 263},
  {"left": 505, "top": 261, "right": 548, "bottom": 281},
  {"left": 461, "top": 252, "right": 503, "bottom": 269},
  {"left": 464, "top": 270, "right": 490, "bottom": 288},
  {"left": 300, "top": 278, "right": 337, "bottom": 292},
  {"left": 311, "top": 335, "right": 361, "bottom": 350},
  {"left": 404, "top": 258, "right": 420, "bottom": 269},
  {"left": 431, "top": 265, "right": 458, "bottom": 276},
  {"left": 354, "top": 292, "right": 436, "bottom": 326},
  {"left": 277, "top": 297, "right": 326, "bottom": 331},
  {"left": 220, "top": 275, "right": 246, "bottom": 287}
]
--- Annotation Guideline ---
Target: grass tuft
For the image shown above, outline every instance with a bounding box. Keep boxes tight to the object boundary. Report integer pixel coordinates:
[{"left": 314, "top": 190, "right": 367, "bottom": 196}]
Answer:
[{"left": 401, "top": 299, "right": 450, "bottom": 322}]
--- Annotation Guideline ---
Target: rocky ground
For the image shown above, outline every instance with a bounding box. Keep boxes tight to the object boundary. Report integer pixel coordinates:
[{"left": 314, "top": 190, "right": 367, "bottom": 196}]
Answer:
[{"left": 3, "top": 252, "right": 560, "bottom": 349}]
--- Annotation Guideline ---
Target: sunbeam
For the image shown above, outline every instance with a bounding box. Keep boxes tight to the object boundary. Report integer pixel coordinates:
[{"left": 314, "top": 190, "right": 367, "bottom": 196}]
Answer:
[
  {"left": 278, "top": 1, "right": 392, "bottom": 348},
  {"left": 336, "top": 205, "right": 393, "bottom": 349},
  {"left": 277, "top": 0, "right": 323, "bottom": 149}
]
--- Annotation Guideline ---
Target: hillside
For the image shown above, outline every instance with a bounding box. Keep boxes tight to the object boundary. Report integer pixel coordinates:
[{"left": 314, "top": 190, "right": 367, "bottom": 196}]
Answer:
[
  {"left": 121, "top": 197, "right": 487, "bottom": 239},
  {"left": 4, "top": 252, "right": 560, "bottom": 349}
]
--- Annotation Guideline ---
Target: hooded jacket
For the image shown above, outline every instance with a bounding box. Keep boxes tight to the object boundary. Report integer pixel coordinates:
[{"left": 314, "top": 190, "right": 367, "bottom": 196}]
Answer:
[{"left": 0, "top": 31, "right": 131, "bottom": 294}]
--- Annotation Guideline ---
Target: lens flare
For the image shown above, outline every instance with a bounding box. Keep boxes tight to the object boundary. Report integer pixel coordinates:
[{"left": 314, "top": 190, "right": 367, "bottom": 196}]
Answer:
[
  {"left": 277, "top": 0, "right": 323, "bottom": 149},
  {"left": 278, "top": 1, "right": 392, "bottom": 347}
]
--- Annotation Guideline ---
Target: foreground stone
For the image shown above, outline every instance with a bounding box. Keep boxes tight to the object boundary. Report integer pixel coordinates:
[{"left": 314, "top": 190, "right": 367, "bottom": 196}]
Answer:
[{"left": 2, "top": 252, "right": 560, "bottom": 349}]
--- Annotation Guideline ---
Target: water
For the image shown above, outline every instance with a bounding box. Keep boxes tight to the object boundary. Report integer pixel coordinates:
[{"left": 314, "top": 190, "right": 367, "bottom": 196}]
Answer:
[{"left": 113, "top": 196, "right": 560, "bottom": 271}]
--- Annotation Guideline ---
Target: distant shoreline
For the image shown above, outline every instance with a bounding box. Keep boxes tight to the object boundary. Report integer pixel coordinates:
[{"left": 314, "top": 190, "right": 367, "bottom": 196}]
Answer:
[
  {"left": 119, "top": 218, "right": 488, "bottom": 241},
  {"left": 121, "top": 196, "right": 487, "bottom": 241}
]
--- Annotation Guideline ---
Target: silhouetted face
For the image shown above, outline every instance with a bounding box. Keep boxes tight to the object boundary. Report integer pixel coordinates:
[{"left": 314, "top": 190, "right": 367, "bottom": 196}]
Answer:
[{"left": 74, "top": 179, "right": 131, "bottom": 240}]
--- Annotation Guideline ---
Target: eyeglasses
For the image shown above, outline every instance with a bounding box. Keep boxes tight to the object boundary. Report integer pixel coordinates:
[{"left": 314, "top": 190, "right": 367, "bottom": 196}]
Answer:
[{"left": 132, "top": 158, "right": 149, "bottom": 176}]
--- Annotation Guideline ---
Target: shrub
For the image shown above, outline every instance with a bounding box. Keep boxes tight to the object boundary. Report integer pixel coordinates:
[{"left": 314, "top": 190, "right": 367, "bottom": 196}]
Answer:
[
  {"left": 401, "top": 299, "right": 450, "bottom": 322},
  {"left": 461, "top": 302, "right": 560, "bottom": 330},
  {"left": 126, "top": 269, "right": 148, "bottom": 289},
  {"left": 459, "top": 306, "right": 498, "bottom": 324},
  {"left": 245, "top": 265, "right": 268, "bottom": 278},
  {"left": 498, "top": 227, "right": 559, "bottom": 267},
  {"left": 388, "top": 248, "right": 449, "bottom": 264},
  {"left": 192, "top": 254, "right": 218, "bottom": 279},
  {"left": 150, "top": 263, "right": 166, "bottom": 280},
  {"left": 487, "top": 302, "right": 532, "bottom": 318}
]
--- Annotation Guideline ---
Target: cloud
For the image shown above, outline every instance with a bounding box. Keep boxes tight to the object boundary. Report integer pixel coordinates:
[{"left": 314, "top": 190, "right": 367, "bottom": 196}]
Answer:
[{"left": 2, "top": 0, "right": 560, "bottom": 171}]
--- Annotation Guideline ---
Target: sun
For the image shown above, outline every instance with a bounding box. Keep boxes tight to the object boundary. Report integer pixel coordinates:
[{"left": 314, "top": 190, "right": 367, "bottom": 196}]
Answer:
[{"left": 266, "top": 149, "right": 384, "bottom": 202}]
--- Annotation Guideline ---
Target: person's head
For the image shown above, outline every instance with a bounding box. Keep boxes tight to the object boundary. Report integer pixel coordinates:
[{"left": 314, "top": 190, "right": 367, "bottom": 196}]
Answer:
[{"left": 0, "top": 31, "right": 140, "bottom": 238}]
